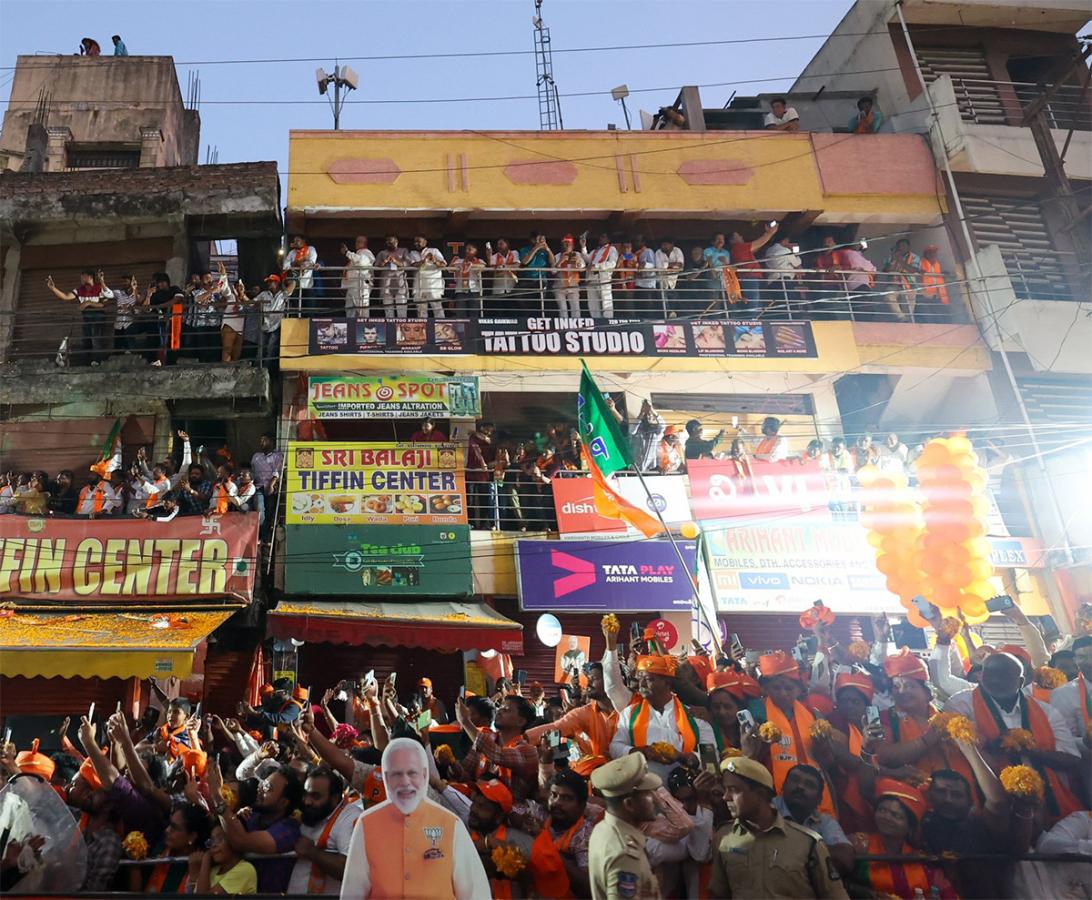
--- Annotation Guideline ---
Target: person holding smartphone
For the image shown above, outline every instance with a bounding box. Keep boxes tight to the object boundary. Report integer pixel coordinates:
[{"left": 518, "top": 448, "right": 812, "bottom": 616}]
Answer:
[{"left": 525, "top": 663, "right": 618, "bottom": 779}]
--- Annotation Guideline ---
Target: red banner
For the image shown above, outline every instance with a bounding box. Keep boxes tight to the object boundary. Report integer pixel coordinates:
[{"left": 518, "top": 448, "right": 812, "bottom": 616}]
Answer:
[
  {"left": 551, "top": 478, "right": 627, "bottom": 535},
  {"left": 0, "top": 515, "right": 258, "bottom": 603},
  {"left": 687, "top": 458, "right": 831, "bottom": 523}
]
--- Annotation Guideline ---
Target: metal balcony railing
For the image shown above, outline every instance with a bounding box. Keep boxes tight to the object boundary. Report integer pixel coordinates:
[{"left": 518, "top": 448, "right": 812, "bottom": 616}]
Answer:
[{"left": 950, "top": 78, "right": 1092, "bottom": 132}]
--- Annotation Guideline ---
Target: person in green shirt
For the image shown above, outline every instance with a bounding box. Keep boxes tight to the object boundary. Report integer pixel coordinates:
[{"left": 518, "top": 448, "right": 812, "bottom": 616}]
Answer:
[{"left": 192, "top": 825, "right": 257, "bottom": 895}]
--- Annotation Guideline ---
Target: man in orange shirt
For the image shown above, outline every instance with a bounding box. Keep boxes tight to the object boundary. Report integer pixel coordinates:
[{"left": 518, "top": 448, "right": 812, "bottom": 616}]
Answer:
[
  {"left": 525, "top": 662, "right": 618, "bottom": 777},
  {"left": 341, "top": 738, "right": 488, "bottom": 899}
]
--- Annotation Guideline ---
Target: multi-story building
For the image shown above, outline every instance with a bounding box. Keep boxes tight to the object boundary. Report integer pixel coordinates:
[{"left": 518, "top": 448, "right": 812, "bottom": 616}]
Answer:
[
  {"left": 0, "top": 54, "right": 281, "bottom": 724},
  {"left": 272, "top": 113, "right": 1057, "bottom": 687},
  {"left": 789, "top": 0, "right": 1091, "bottom": 620}
]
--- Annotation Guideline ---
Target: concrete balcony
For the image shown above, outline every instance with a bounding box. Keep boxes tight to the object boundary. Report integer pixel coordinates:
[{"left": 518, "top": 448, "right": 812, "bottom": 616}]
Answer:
[{"left": 926, "top": 74, "right": 1092, "bottom": 180}]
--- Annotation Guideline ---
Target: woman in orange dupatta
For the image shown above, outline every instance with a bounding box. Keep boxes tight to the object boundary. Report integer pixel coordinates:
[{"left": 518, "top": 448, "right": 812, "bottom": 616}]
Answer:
[
  {"left": 851, "top": 779, "right": 956, "bottom": 899},
  {"left": 754, "top": 651, "right": 836, "bottom": 816},
  {"left": 874, "top": 649, "right": 978, "bottom": 802}
]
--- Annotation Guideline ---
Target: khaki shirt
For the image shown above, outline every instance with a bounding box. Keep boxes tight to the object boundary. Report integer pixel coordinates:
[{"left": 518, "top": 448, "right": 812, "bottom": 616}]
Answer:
[
  {"left": 589, "top": 812, "right": 662, "bottom": 900},
  {"left": 708, "top": 813, "right": 849, "bottom": 899}
]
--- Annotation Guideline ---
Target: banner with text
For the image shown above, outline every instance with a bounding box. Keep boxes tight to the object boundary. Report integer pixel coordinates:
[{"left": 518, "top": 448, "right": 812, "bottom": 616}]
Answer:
[
  {"left": 552, "top": 475, "right": 693, "bottom": 536},
  {"left": 703, "top": 522, "right": 902, "bottom": 615},
  {"left": 0, "top": 515, "right": 257, "bottom": 604},
  {"left": 516, "top": 538, "right": 698, "bottom": 612},
  {"left": 688, "top": 457, "right": 831, "bottom": 523},
  {"left": 285, "top": 525, "right": 472, "bottom": 596},
  {"left": 307, "top": 374, "right": 481, "bottom": 419},
  {"left": 286, "top": 442, "right": 467, "bottom": 526},
  {"left": 307, "top": 317, "right": 818, "bottom": 359}
]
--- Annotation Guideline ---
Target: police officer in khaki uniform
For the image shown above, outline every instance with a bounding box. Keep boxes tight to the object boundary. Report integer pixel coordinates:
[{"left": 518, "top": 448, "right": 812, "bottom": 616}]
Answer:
[
  {"left": 710, "top": 757, "right": 849, "bottom": 899},
  {"left": 588, "top": 753, "right": 662, "bottom": 900}
]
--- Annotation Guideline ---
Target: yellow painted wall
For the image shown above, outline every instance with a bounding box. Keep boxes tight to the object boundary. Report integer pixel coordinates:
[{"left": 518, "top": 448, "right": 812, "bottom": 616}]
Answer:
[{"left": 288, "top": 130, "right": 942, "bottom": 221}]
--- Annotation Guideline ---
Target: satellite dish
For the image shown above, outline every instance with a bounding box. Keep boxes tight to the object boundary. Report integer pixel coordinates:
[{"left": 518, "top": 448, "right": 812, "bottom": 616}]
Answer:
[{"left": 536, "top": 613, "right": 563, "bottom": 648}]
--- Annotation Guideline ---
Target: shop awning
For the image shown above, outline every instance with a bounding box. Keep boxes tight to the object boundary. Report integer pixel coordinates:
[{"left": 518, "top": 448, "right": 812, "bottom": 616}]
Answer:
[
  {"left": 269, "top": 600, "right": 523, "bottom": 653},
  {"left": 0, "top": 610, "right": 236, "bottom": 680}
]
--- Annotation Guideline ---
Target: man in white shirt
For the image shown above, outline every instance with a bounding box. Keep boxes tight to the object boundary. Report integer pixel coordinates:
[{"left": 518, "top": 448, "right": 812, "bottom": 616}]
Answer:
[
  {"left": 487, "top": 238, "right": 519, "bottom": 312},
  {"left": 1050, "top": 635, "right": 1091, "bottom": 741},
  {"left": 554, "top": 234, "right": 585, "bottom": 317},
  {"left": 340, "top": 237, "right": 375, "bottom": 320},
  {"left": 288, "top": 768, "right": 361, "bottom": 896},
  {"left": 580, "top": 232, "right": 618, "bottom": 319},
  {"left": 745, "top": 416, "right": 791, "bottom": 462},
  {"left": 286, "top": 235, "right": 318, "bottom": 293},
  {"left": 654, "top": 238, "right": 685, "bottom": 308},
  {"left": 255, "top": 274, "right": 287, "bottom": 364},
  {"left": 374, "top": 236, "right": 409, "bottom": 319},
  {"left": 764, "top": 235, "right": 802, "bottom": 313},
  {"left": 602, "top": 646, "right": 715, "bottom": 782},
  {"left": 409, "top": 235, "right": 447, "bottom": 319},
  {"left": 764, "top": 97, "right": 800, "bottom": 131},
  {"left": 633, "top": 234, "right": 658, "bottom": 318}
]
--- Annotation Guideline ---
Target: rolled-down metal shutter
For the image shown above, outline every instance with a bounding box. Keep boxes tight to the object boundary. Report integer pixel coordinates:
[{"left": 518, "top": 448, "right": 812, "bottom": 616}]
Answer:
[
  {"left": 915, "top": 46, "right": 1005, "bottom": 125},
  {"left": 14, "top": 238, "right": 172, "bottom": 361},
  {"left": 960, "top": 194, "right": 1074, "bottom": 302}
]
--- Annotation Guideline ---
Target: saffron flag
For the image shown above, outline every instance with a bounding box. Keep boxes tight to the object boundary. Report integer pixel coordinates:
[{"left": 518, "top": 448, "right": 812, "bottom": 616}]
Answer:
[
  {"left": 89, "top": 418, "right": 123, "bottom": 477},
  {"left": 577, "top": 362, "right": 663, "bottom": 538}
]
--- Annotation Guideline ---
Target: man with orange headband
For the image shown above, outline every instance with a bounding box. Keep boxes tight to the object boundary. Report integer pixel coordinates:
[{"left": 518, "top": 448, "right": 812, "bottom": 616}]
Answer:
[
  {"left": 754, "top": 650, "right": 838, "bottom": 816},
  {"left": 608, "top": 654, "right": 715, "bottom": 780}
]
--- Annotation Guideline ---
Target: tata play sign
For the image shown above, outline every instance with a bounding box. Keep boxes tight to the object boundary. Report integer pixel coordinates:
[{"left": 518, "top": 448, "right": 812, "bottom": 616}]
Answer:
[{"left": 516, "top": 539, "right": 698, "bottom": 612}]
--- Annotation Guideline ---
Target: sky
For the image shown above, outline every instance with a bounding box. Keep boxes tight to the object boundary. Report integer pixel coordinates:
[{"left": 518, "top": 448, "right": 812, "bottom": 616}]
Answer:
[{"left": 0, "top": 0, "right": 856, "bottom": 176}]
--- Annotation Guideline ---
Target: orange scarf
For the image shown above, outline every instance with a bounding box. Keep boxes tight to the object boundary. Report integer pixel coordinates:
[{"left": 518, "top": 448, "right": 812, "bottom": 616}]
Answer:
[
  {"left": 854, "top": 111, "right": 874, "bottom": 134},
  {"left": 838, "top": 724, "right": 873, "bottom": 829},
  {"left": 169, "top": 299, "right": 183, "bottom": 350},
  {"left": 763, "top": 698, "right": 834, "bottom": 816},
  {"left": 1031, "top": 684, "right": 1053, "bottom": 705},
  {"left": 474, "top": 824, "right": 569, "bottom": 900},
  {"left": 212, "top": 480, "right": 234, "bottom": 514},
  {"left": 720, "top": 265, "right": 742, "bottom": 301},
  {"left": 559, "top": 254, "right": 582, "bottom": 288},
  {"left": 293, "top": 244, "right": 311, "bottom": 266},
  {"left": 864, "top": 833, "right": 930, "bottom": 898},
  {"left": 888, "top": 707, "right": 978, "bottom": 805},
  {"left": 971, "top": 687, "right": 1081, "bottom": 824},
  {"left": 146, "top": 476, "right": 169, "bottom": 508},
  {"left": 628, "top": 695, "right": 698, "bottom": 754},
  {"left": 571, "top": 703, "right": 618, "bottom": 778},
  {"left": 79, "top": 484, "right": 107, "bottom": 514},
  {"left": 144, "top": 858, "right": 187, "bottom": 894},
  {"left": 308, "top": 797, "right": 353, "bottom": 894}
]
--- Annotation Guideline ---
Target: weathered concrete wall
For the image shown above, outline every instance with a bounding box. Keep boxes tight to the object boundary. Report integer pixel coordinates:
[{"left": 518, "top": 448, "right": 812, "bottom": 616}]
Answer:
[{"left": 0, "top": 56, "right": 197, "bottom": 168}]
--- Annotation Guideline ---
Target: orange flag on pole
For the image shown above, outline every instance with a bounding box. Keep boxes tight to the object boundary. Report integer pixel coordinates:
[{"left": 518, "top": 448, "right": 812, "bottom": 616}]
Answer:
[{"left": 580, "top": 444, "right": 664, "bottom": 538}]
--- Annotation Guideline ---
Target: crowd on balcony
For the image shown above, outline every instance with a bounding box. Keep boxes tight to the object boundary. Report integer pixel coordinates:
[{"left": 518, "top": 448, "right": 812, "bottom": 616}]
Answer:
[
  {"left": 283, "top": 230, "right": 954, "bottom": 325},
  {"left": 3, "top": 597, "right": 1089, "bottom": 897},
  {"left": 0, "top": 432, "right": 283, "bottom": 529}
]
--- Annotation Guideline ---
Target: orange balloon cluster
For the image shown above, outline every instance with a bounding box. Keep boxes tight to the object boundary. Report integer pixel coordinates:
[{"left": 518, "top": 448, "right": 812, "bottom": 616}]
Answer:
[
  {"left": 858, "top": 467, "right": 927, "bottom": 619},
  {"left": 914, "top": 436, "right": 995, "bottom": 625}
]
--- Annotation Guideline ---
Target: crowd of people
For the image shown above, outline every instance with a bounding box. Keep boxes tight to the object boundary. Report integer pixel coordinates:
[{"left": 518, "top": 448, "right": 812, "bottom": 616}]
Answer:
[
  {"left": 288, "top": 230, "right": 954, "bottom": 325},
  {"left": 39, "top": 229, "right": 950, "bottom": 368},
  {"left": 0, "top": 431, "right": 283, "bottom": 527},
  {"left": 3, "top": 602, "right": 1090, "bottom": 897}
]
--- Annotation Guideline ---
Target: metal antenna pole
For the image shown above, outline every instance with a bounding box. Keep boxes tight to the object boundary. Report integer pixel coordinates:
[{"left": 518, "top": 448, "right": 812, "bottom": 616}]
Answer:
[{"left": 533, "top": 0, "right": 563, "bottom": 130}]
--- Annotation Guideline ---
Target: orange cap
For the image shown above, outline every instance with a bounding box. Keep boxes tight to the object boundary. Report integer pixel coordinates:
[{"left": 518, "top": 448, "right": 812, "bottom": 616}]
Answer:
[
  {"left": 180, "top": 748, "right": 208, "bottom": 777},
  {"left": 79, "top": 754, "right": 104, "bottom": 791},
  {"left": 418, "top": 677, "right": 432, "bottom": 688},
  {"left": 636, "top": 655, "right": 679, "bottom": 677},
  {"left": 804, "top": 692, "right": 835, "bottom": 716},
  {"left": 687, "top": 655, "right": 713, "bottom": 686},
  {"left": 758, "top": 651, "right": 800, "bottom": 680},
  {"left": 706, "top": 670, "right": 761, "bottom": 699},
  {"left": 834, "top": 671, "right": 875, "bottom": 703},
  {"left": 876, "top": 777, "right": 927, "bottom": 823},
  {"left": 883, "top": 648, "right": 929, "bottom": 682},
  {"left": 292, "top": 685, "right": 310, "bottom": 702},
  {"left": 16, "top": 739, "right": 55, "bottom": 781},
  {"left": 474, "top": 778, "right": 513, "bottom": 814},
  {"left": 997, "top": 645, "right": 1031, "bottom": 667}
]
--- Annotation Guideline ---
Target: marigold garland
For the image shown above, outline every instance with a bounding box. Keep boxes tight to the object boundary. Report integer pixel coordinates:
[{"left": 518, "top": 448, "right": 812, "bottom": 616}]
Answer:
[
  {"left": 944, "top": 714, "right": 979, "bottom": 745},
  {"left": 218, "top": 785, "right": 238, "bottom": 813},
  {"left": 846, "top": 640, "right": 871, "bottom": 663},
  {"left": 1001, "top": 728, "right": 1037, "bottom": 753},
  {"left": 601, "top": 613, "right": 621, "bottom": 635},
  {"left": 809, "top": 719, "right": 834, "bottom": 741},
  {"left": 1033, "top": 667, "right": 1068, "bottom": 690},
  {"left": 434, "top": 744, "right": 457, "bottom": 767},
  {"left": 648, "top": 741, "right": 679, "bottom": 763},
  {"left": 491, "top": 843, "right": 528, "bottom": 878},
  {"left": 758, "top": 722, "right": 782, "bottom": 744},
  {"left": 937, "top": 617, "right": 962, "bottom": 640},
  {"left": 927, "top": 711, "right": 956, "bottom": 734},
  {"left": 121, "top": 831, "right": 149, "bottom": 861},
  {"left": 999, "top": 765, "right": 1044, "bottom": 800}
]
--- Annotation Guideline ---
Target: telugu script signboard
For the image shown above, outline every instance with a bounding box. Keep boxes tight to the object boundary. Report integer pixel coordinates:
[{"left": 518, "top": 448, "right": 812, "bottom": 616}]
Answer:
[
  {"left": 0, "top": 515, "right": 258, "bottom": 603},
  {"left": 687, "top": 458, "right": 832, "bottom": 523},
  {"left": 286, "top": 442, "right": 467, "bottom": 526},
  {"left": 307, "top": 317, "right": 818, "bottom": 359},
  {"left": 307, "top": 374, "right": 481, "bottom": 419}
]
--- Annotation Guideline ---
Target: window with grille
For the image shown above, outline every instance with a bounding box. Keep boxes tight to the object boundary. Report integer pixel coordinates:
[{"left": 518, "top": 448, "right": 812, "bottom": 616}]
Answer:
[
  {"left": 961, "top": 194, "right": 1075, "bottom": 302},
  {"left": 66, "top": 146, "right": 141, "bottom": 169},
  {"left": 915, "top": 46, "right": 1006, "bottom": 125}
]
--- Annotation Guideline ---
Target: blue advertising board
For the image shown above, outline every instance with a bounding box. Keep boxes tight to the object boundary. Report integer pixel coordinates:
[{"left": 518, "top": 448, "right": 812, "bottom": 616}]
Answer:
[{"left": 516, "top": 539, "right": 698, "bottom": 612}]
